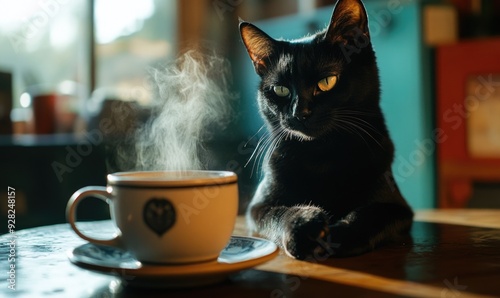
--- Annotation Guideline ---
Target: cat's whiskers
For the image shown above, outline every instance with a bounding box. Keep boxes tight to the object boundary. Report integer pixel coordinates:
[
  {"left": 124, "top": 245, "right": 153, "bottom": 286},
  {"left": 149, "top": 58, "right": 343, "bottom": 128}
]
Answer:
[
  {"left": 244, "top": 124, "right": 267, "bottom": 148},
  {"left": 244, "top": 124, "right": 268, "bottom": 168},
  {"left": 332, "top": 109, "right": 384, "bottom": 142},
  {"left": 246, "top": 121, "right": 287, "bottom": 178},
  {"left": 259, "top": 128, "right": 287, "bottom": 175},
  {"left": 249, "top": 131, "right": 273, "bottom": 177},
  {"left": 285, "top": 128, "right": 315, "bottom": 142},
  {"left": 264, "top": 129, "right": 287, "bottom": 163},
  {"left": 334, "top": 108, "right": 377, "bottom": 117},
  {"left": 332, "top": 118, "right": 362, "bottom": 138},
  {"left": 333, "top": 116, "right": 383, "bottom": 149},
  {"left": 339, "top": 115, "right": 383, "bottom": 138}
]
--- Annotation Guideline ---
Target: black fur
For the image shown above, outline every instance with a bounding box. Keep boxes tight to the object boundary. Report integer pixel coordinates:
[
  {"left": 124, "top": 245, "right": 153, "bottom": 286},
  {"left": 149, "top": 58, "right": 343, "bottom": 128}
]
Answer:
[{"left": 240, "top": 0, "right": 413, "bottom": 259}]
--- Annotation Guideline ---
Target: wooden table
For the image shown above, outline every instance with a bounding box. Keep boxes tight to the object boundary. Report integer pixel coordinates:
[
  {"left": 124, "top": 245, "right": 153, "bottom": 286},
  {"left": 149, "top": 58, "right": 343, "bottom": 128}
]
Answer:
[{"left": 1, "top": 210, "right": 500, "bottom": 297}]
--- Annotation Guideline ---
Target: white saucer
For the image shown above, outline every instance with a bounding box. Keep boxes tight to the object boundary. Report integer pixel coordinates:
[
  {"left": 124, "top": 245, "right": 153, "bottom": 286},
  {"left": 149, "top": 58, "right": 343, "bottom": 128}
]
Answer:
[{"left": 67, "top": 236, "right": 279, "bottom": 288}]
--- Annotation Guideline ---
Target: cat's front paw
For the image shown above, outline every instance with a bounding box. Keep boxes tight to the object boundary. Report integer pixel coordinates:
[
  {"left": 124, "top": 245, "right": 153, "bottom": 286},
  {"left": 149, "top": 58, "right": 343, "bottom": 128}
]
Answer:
[{"left": 282, "top": 209, "right": 330, "bottom": 260}]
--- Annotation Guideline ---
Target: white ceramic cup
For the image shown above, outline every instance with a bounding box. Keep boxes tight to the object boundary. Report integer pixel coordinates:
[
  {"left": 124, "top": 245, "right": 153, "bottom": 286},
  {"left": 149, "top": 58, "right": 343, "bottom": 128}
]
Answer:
[{"left": 66, "top": 170, "right": 238, "bottom": 264}]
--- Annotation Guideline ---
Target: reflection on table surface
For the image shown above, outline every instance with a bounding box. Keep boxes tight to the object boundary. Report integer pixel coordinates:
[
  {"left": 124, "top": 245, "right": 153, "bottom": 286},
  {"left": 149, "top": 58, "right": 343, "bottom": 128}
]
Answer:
[{"left": 1, "top": 210, "right": 500, "bottom": 297}]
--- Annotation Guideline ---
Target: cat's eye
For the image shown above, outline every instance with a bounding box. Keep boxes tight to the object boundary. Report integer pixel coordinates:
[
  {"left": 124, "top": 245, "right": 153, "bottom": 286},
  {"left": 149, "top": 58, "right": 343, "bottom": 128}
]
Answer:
[
  {"left": 317, "top": 75, "right": 338, "bottom": 92},
  {"left": 273, "top": 85, "right": 290, "bottom": 97}
]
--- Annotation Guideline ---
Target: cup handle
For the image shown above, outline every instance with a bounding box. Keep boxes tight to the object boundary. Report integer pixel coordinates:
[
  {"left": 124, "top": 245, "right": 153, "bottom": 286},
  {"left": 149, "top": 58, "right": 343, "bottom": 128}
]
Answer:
[{"left": 66, "top": 186, "right": 122, "bottom": 248}]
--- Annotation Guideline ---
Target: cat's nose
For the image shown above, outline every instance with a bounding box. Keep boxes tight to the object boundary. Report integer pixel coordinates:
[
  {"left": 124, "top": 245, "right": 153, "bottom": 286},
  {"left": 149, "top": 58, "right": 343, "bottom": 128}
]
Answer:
[{"left": 293, "top": 108, "right": 312, "bottom": 121}]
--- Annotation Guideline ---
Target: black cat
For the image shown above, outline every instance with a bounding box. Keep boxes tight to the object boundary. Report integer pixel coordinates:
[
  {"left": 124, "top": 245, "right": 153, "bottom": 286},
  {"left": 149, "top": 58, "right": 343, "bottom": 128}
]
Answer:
[{"left": 239, "top": 0, "right": 413, "bottom": 259}]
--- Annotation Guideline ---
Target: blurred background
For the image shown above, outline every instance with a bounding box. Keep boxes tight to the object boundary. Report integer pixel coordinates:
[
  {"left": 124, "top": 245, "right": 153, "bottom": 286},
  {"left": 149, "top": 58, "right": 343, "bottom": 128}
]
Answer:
[{"left": 1, "top": 0, "right": 499, "bottom": 232}]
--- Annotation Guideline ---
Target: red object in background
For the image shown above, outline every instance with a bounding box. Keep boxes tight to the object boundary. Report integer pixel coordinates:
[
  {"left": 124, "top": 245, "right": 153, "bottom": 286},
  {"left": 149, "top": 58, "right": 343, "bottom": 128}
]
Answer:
[
  {"left": 32, "top": 94, "right": 56, "bottom": 134},
  {"left": 436, "top": 38, "right": 500, "bottom": 208},
  {"left": 448, "top": 0, "right": 500, "bottom": 15}
]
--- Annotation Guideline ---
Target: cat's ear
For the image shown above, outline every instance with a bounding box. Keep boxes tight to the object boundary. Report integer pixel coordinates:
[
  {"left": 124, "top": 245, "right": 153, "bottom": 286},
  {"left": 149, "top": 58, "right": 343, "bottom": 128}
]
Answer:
[
  {"left": 325, "top": 0, "right": 369, "bottom": 44},
  {"left": 240, "top": 21, "right": 277, "bottom": 75}
]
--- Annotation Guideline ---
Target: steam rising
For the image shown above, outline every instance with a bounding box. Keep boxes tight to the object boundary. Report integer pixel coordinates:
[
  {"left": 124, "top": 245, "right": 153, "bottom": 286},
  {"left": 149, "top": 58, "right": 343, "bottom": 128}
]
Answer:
[{"left": 122, "top": 51, "right": 235, "bottom": 172}]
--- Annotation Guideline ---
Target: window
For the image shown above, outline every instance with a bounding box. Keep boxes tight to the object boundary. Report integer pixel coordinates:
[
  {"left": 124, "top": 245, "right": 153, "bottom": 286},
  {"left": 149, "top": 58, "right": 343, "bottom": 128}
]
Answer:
[
  {"left": 94, "top": 0, "right": 177, "bottom": 105},
  {"left": 0, "top": 0, "right": 177, "bottom": 134},
  {"left": 0, "top": 0, "right": 90, "bottom": 109}
]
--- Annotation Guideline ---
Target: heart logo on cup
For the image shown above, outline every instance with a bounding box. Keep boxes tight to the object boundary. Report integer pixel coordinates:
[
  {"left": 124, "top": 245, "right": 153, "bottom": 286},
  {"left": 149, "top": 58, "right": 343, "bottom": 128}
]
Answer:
[{"left": 143, "top": 198, "right": 176, "bottom": 237}]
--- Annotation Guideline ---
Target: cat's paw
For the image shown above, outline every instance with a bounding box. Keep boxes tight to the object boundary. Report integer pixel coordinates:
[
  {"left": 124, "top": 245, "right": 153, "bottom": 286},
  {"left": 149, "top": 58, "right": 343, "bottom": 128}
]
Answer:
[{"left": 282, "top": 208, "right": 330, "bottom": 260}]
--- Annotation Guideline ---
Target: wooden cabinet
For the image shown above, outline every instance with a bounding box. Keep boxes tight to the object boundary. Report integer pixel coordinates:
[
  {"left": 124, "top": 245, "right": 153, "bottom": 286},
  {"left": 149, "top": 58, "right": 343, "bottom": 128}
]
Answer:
[{"left": 436, "top": 38, "right": 500, "bottom": 208}]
